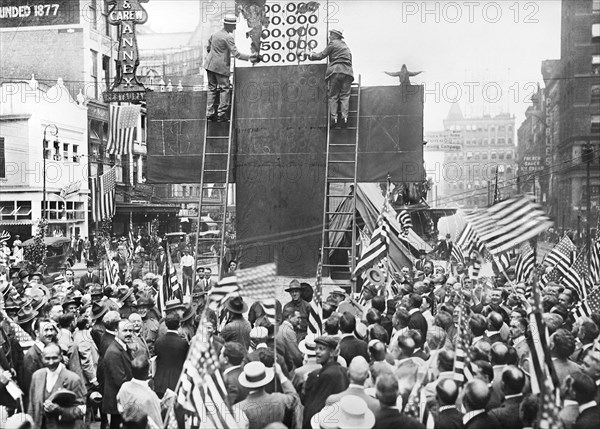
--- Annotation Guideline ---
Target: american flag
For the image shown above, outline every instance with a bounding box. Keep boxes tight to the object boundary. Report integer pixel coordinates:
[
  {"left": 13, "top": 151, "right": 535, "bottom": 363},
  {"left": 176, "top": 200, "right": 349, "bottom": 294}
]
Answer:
[
  {"left": 527, "top": 284, "right": 561, "bottom": 429},
  {"left": 162, "top": 245, "right": 181, "bottom": 302},
  {"left": 465, "top": 195, "right": 553, "bottom": 255},
  {"left": 176, "top": 314, "right": 233, "bottom": 429},
  {"left": 453, "top": 292, "right": 472, "bottom": 384},
  {"left": 91, "top": 166, "right": 117, "bottom": 222},
  {"left": 562, "top": 251, "right": 592, "bottom": 300},
  {"left": 575, "top": 287, "right": 600, "bottom": 321},
  {"left": 515, "top": 242, "right": 535, "bottom": 283},
  {"left": 308, "top": 256, "right": 323, "bottom": 335},
  {"left": 207, "top": 263, "right": 276, "bottom": 312},
  {"left": 455, "top": 223, "right": 485, "bottom": 257},
  {"left": 104, "top": 256, "right": 120, "bottom": 286},
  {"left": 591, "top": 241, "right": 600, "bottom": 285},
  {"left": 353, "top": 178, "right": 392, "bottom": 278},
  {"left": 451, "top": 243, "right": 465, "bottom": 265},
  {"left": 106, "top": 104, "right": 140, "bottom": 155},
  {"left": 396, "top": 210, "right": 413, "bottom": 238},
  {"left": 542, "top": 235, "right": 576, "bottom": 275}
]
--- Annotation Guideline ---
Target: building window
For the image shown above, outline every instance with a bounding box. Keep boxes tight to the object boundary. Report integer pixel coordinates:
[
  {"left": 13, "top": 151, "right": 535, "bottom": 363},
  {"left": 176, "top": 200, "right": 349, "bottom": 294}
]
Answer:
[
  {"left": 63, "top": 143, "right": 69, "bottom": 161},
  {"left": 491, "top": 138, "right": 495, "bottom": 145},
  {"left": 508, "top": 138, "right": 513, "bottom": 145},
  {"left": 593, "top": 23, "right": 600, "bottom": 39},
  {"left": 593, "top": 55, "right": 600, "bottom": 74},
  {"left": 91, "top": 50, "right": 98, "bottom": 99},
  {"left": 592, "top": 85, "right": 600, "bottom": 104},
  {"left": 592, "top": 115, "right": 600, "bottom": 133},
  {"left": 103, "top": 0, "right": 111, "bottom": 36},
  {"left": 491, "top": 152, "right": 497, "bottom": 160},
  {"left": 499, "top": 153, "right": 505, "bottom": 160},
  {"left": 102, "top": 55, "right": 111, "bottom": 94},
  {"left": 594, "top": 0, "right": 600, "bottom": 13},
  {"left": 0, "top": 201, "right": 32, "bottom": 221},
  {"left": 482, "top": 153, "right": 488, "bottom": 160},
  {"left": 0, "top": 137, "right": 4, "bottom": 178},
  {"left": 73, "top": 145, "right": 79, "bottom": 163},
  {"left": 89, "top": 0, "right": 97, "bottom": 30},
  {"left": 506, "top": 152, "right": 512, "bottom": 160}
]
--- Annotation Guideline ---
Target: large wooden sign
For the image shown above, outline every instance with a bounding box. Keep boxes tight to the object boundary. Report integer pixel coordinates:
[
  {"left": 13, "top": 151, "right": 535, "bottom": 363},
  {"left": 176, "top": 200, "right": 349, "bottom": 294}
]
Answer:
[{"left": 103, "top": 0, "right": 148, "bottom": 103}]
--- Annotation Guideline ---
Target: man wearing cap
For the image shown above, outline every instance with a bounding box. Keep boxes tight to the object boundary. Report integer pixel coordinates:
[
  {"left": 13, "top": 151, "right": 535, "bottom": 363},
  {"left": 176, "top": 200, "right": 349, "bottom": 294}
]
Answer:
[
  {"left": 27, "top": 342, "right": 86, "bottom": 429},
  {"left": 203, "top": 14, "right": 258, "bottom": 122},
  {"left": 302, "top": 336, "right": 349, "bottom": 429},
  {"left": 283, "top": 280, "right": 311, "bottom": 343},
  {"left": 78, "top": 262, "right": 100, "bottom": 293},
  {"left": 304, "top": 28, "right": 354, "bottom": 128},
  {"left": 233, "top": 361, "right": 299, "bottom": 429},
  {"left": 116, "top": 286, "right": 137, "bottom": 319},
  {"left": 135, "top": 294, "right": 160, "bottom": 356}
]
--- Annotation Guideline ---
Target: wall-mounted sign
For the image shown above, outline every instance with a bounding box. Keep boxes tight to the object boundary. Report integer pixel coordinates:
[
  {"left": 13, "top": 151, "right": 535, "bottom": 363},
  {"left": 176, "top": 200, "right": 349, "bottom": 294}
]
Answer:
[
  {"left": 0, "top": 0, "right": 79, "bottom": 28},
  {"left": 59, "top": 180, "right": 82, "bottom": 199},
  {"left": 103, "top": 0, "right": 148, "bottom": 103}
]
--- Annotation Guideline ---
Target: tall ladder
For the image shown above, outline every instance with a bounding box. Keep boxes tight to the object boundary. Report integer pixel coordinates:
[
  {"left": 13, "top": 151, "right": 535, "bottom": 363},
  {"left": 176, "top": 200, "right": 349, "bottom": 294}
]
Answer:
[
  {"left": 192, "top": 79, "right": 235, "bottom": 284},
  {"left": 320, "top": 76, "right": 361, "bottom": 293}
]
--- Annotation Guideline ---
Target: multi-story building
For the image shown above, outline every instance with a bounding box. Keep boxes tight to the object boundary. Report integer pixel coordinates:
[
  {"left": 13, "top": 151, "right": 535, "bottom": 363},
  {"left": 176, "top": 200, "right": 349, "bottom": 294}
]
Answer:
[
  {"left": 424, "top": 130, "right": 462, "bottom": 207},
  {"left": 544, "top": 0, "right": 600, "bottom": 229},
  {"left": 0, "top": 79, "right": 89, "bottom": 239},
  {"left": 0, "top": 0, "right": 177, "bottom": 238},
  {"left": 439, "top": 103, "right": 517, "bottom": 208}
]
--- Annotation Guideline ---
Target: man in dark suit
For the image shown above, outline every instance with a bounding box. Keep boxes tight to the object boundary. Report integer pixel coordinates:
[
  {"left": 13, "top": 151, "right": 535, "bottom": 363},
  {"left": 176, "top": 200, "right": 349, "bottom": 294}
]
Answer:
[
  {"left": 155, "top": 246, "right": 167, "bottom": 275},
  {"left": 434, "top": 234, "right": 453, "bottom": 261},
  {"left": 489, "top": 366, "right": 525, "bottom": 429},
  {"left": 373, "top": 372, "right": 424, "bottom": 429},
  {"left": 568, "top": 372, "right": 600, "bottom": 429},
  {"left": 302, "top": 336, "right": 349, "bottom": 429},
  {"left": 219, "top": 342, "right": 248, "bottom": 405},
  {"left": 407, "top": 293, "right": 428, "bottom": 340},
  {"left": 23, "top": 318, "right": 58, "bottom": 405},
  {"left": 153, "top": 313, "right": 189, "bottom": 398},
  {"left": 78, "top": 261, "right": 100, "bottom": 293},
  {"left": 462, "top": 379, "right": 501, "bottom": 429},
  {"left": 486, "top": 312, "right": 504, "bottom": 344},
  {"left": 338, "top": 311, "right": 369, "bottom": 364},
  {"left": 275, "top": 307, "right": 304, "bottom": 372},
  {"left": 103, "top": 318, "right": 134, "bottom": 429},
  {"left": 434, "top": 379, "right": 463, "bottom": 429}
]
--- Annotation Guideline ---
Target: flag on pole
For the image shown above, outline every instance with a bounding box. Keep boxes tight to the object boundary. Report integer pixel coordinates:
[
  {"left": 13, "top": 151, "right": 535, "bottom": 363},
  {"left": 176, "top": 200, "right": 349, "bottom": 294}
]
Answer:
[
  {"left": 353, "top": 178, "right": 392, "bottom": 278},
  {"left": 562, "top": 251, "right": 592, "bottom": 300},
  {"left": 175, "top": 314, "right": 234, "bottom": 429},
  {"left": 308, "top": 256, "right": 323, "bottom": 335},
  {"left": 396, "top": 210, "right": 413, "bottom": 238},
  {"left": 106, "top": 104, "right": 140, "bottom": 155},
  {"left": 455, "top": 223, "right": 485, "bottom": 258},
  {"left": 162, "top": 245, "right": 181, "bottom": 302},
  {"left": 91, "top": 167, "right": 117, "bottom": 222},
  {"left": 542, "top": 235, "right": 576, "bottom": 274},
  {"left": 104, "top": 256, "right": 119, "bottom": 286},
  {"left": 465, "top": 195, "right": 553, "bottom": 255},
  {"left": 453, "top": 293, "right": 472, "bottom": 385},
  {"left": 591, "top": 241, "right": 600, "bottom": 285},
  {"left": 515, "top": 242, "right": 535, "bottom": 283}
]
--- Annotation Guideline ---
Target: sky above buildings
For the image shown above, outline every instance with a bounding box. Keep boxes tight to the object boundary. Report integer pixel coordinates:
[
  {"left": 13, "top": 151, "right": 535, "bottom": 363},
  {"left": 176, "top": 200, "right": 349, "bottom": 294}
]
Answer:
[{"left": 144, "top": 1, "right": 561, "bottom": 132}]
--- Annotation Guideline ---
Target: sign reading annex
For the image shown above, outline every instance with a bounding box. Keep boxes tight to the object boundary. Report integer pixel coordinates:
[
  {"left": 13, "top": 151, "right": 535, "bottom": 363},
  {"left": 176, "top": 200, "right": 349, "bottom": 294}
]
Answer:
[
  {"left": 0, "top": 0, "right": 79, "bottom": 28},
  {"left": 103, "top": 0, "right": 148, "bottom": 103}
]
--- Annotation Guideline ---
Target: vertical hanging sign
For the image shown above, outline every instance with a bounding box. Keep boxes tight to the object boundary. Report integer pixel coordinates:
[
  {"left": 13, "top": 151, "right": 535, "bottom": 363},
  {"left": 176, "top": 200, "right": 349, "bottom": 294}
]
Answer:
[{"left": 103, "top": 0, "right": 148, "bottom": 103}]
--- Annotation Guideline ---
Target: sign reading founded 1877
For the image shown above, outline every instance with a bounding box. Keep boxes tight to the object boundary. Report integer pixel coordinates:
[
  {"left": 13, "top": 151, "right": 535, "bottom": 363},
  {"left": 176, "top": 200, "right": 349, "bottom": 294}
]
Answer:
[
  {"left": 0, "top": 0, "right": 79, "bottom": 28},
  {"left": 103, "top": 0, "right": 148, "bottom": 103}
]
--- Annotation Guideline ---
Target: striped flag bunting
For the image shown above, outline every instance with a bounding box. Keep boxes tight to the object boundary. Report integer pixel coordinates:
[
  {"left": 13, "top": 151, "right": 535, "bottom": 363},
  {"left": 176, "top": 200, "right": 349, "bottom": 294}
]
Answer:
[
  {"left": 465, "top": 195, "right": 553, "bottom": 255},
  {"left": 396, "top": 210, "right": 413, "bottom": 238},
  {"left": 176, "top": 314, "right": 234, "bottom": 428},
  {"left": 106, "top": 104, "right": 140, "bottom": 155},
  {"left": 208, "top": 263, "right": 276, "bottom": 312},
  {"left": 104, "top": 257, "right": 120, "bottom": 286},
  {"left": 308, "top": 256, "right": 323, "bottom": 335},
  {"left": 453, "top": 292, "right": 472, "bottom": 384},
  {"left": 162, "top": 245, "right": 181, "bottom": 302},
  {"left": 353, "top": 179, "right": 392, "bottom": 278},
  {"left": 515, "top": 242, "right": 535, "bottom": 283},
  {"left": 90, "top": 166, "right": 117, "bottom": 222},
  {"left": 542, "top": 234, "right": 576, "bottom": 275},
  {"left": 574, "top": 288, "right": 600, "bottom": 321},
  {"left": 455, "top": 223, "right": 486, "bottom": 260},
  {"left": 450, "top": 243, "right": 465, "bottom": 265}
]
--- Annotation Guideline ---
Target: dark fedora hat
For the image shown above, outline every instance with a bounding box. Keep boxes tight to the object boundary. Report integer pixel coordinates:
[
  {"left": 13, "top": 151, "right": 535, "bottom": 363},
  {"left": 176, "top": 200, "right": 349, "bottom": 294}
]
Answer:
[
  {"left": 115, "top": 285, "right": 134, "bottom": 303},
  {"left": 225, "top": 296, "right": 248, "bottom": 314},
  {"left": 48, "top": 389, "right": 76, "bottom": 407},
  {"left": 135, "top": 294, "right": 155, "bottom": 308},
  {"left": 62, "top": 293, "right": 79, "bottom": 309},
  {"left": 86, "top": 260, "right": 95, "bottom": 268},
  {"left": 90, "top": 302, "right": 108, "bottom": 321},
  {"left": 181, "top": 304, "right": 195, "bottom": 322},
  {"left": 28, "top": 271, "right": 44, "bottom": 282},
  {"left": 16, "top": 305, "right": 39, "bottom": 325}
]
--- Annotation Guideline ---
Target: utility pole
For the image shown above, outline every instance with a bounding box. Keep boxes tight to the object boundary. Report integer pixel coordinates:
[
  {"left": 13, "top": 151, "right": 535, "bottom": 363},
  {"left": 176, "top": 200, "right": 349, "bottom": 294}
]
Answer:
[{"left": 583, "top": 142, "right": 594, "bottom": 261}]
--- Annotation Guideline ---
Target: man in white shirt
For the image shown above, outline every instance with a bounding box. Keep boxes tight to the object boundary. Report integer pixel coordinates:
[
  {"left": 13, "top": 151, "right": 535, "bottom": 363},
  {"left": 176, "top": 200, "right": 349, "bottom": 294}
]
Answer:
[{"left": 180, "top": 249, "right": 194, "bottom": 294}]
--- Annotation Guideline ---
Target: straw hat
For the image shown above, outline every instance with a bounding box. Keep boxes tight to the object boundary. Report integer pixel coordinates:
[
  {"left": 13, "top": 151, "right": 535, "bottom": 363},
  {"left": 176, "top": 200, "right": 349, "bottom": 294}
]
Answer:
[{"left": 238, "top": 361, "right": 274, "bottom": 389}]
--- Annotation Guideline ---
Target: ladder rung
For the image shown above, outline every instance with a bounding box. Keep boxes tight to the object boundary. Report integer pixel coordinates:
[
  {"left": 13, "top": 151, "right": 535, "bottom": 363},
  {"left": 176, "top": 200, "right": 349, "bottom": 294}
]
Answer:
[
  {"left": 326, "top": 194, "right": 352, "bottom": 197},
  {"left": 347, "top": 110, "right": 358, "bottom": 113},
  {"left": 328, "top": 178, "right": 356, "bottom": 183},
  {"left": 197, "top": 237, "right": 221, "bottom": 241},
  {"left": 322, "top": 264, "right": 352, "bottom": 268},
  {"left": 204, "top": 152, "right": 228, "bottom": 156},
  {"left": 328, "top": 160, "right": 355, "bottom": 164},
  {"left": 325, "top": 228, "right": 350, "bottom": 232},
  {"left": 330, "top": 143, "right": 357, "bottom": 147},
  {"left": 206, "top": 136, "right": 229, "bottom": 139},
  {"left": 345, "top": 127, "right": 358, "bottom": 130},
  {"left": 202, "top": 185, "right": 226, "bottom": 189},
  {"left": 326, "top": 211, "right": 353, "bottom": 215},
  {"left": 204, "top": 169, "right": 227, "bottom": 173},
  {"left": 323, "top": 246, "right": 352, "bottom": 249}
]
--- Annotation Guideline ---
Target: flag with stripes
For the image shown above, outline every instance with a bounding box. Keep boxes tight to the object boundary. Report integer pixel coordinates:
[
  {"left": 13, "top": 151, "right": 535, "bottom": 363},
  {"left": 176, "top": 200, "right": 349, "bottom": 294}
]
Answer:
[
  {"left": 455, "top": 223, "right": 485, "bottom": 258},
  {"left": 542, "top": 235, "right": 576, "bottom": 274},
  {"left": 104, "top": 256, "right": 120, "bottom": 286},
  {"left": 453, "top": 292, "right": 472, "bottom": 384},
  {"left": 176, "top": 314, "right": 233, "bottom": 428},
  {"left": 591, "top": 240, "right": 600, "bottom": 285},
  {"left": 396, "top": 210, "right": 413, "bottom": 238},
  {"left": 450, "top": 243, "right": 465, "bottom": 265},
  {"left": 515, "top": 242, "right": 535, "bottom": 283},
  {"left": 106, "top": 104, "right": 140, "bottom": 155},
  {"left": 208, "top": 263, "right": 276, "bottom": 312},
  {"left": 526, "top": 284, "right": 561, "bottom": 429},
  {"left": 353, "top": 179, "right": 392, "bottom": 278},
  {"left": 562, "top": 251, "right": 591, "bottom": 300},
  {"left": 465, "top": 195, "right": 553, "bottom": 255},
  {"left": 308, "top": 256, "right": 323, "bottom": 335},
  {"left": 91, "top": 167, "right": 117, "bottom": 222},
  {"left": 162, "top": 245, "right": 181, "bottom": 302},
  {"left": 575, "top": 287, "right": 600, "bottom": 321}
]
